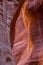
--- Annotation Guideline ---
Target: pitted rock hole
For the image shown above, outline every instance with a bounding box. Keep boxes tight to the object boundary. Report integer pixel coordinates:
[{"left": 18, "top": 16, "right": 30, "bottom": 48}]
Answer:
[
  {"left": 29, "top": 61, "right": 39, "bottom": 65},
  {"left": 6, "top": 57, "right": 12, "bottom": 63}
]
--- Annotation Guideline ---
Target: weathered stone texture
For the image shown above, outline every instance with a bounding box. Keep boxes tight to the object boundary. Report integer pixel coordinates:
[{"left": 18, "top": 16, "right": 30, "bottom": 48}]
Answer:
[{"left": 0, "top": 0, "right": 15, "bottom": 65}]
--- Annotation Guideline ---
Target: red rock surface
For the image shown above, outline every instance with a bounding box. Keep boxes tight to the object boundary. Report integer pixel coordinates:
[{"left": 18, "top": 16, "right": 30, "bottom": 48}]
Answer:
[
  {"left": 12, "top": 0, "right": 43, "bottom": 65},
  {"left": 0, "top": 0, "right": 43, "bottom": 65}
]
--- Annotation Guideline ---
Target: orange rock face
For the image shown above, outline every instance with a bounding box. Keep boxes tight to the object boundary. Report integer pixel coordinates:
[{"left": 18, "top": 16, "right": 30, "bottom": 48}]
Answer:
[{"left": 12, "top": 0, "right": 43, "bottom": 65}]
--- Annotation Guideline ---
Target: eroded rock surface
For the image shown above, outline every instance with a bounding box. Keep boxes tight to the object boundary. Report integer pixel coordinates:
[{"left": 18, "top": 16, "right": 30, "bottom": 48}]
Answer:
[{"left": 0, "top": 0, "right": 16, "bottom": 65}]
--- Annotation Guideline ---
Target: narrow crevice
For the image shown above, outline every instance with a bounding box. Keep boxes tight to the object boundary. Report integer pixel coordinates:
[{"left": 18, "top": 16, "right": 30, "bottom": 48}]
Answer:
[{"left": 10, "top": 0, "right": 25, "bottom": 48}]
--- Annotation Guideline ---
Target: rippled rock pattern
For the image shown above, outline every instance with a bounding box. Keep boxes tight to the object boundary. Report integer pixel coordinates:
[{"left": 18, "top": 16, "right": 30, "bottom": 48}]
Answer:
[{"left": 12, "top": 0, "right": 43, "bottom": 65}]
